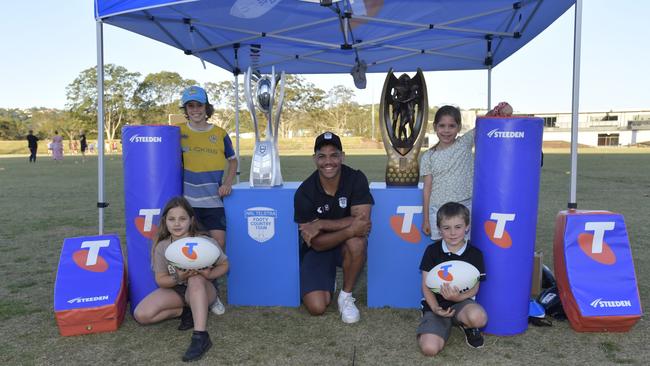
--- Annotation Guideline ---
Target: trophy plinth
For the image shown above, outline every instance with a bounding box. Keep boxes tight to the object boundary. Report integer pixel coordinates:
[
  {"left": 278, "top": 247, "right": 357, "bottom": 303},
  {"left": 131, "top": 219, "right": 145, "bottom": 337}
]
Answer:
[
  {"left": 379, "top": 68, "right": 428, "bottom": 186},
  {"left": 245, "top": 67, "right": 285, "bottom": 187}
]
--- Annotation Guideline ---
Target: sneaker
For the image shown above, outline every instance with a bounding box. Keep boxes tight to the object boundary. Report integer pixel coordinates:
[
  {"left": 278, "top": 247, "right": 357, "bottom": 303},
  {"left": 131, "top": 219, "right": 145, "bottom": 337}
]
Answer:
[
  {"left": 460, "top": 326, "right": 484, "bottom": 348},
  {"left": 209, "top": 295, "right": 225, "bottom": 315},
  {"left": 182, "top": 331, "right": 212, "bottom": 362},
  {"left": 338, "top": 295, "right": 360, "bottom": 324},
  {"left": 177, "top": 307, "right": 194, "bottom": 331}
]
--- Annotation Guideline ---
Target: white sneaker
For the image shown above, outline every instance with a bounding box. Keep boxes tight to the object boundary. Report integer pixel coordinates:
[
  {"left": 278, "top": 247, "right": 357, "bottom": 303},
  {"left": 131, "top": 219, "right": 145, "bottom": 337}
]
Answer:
[
  {"left": 210, "top": 295, "right": 225, "bottom": 315},
  {"left": 338, "top": 295, "right": 360, "bottom": 324}
]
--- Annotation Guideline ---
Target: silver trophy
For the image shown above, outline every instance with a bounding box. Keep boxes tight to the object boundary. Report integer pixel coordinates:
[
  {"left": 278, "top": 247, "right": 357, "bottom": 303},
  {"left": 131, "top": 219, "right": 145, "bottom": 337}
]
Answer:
[{"left": 245, "top": 66, "right": 285, "bottom": 187}]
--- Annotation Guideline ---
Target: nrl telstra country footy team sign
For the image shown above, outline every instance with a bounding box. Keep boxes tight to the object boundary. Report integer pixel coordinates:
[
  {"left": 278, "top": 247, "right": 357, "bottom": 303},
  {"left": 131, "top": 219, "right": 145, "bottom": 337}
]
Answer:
[{"left": 245, "top": 66, "right": 285, "bottom": 187}]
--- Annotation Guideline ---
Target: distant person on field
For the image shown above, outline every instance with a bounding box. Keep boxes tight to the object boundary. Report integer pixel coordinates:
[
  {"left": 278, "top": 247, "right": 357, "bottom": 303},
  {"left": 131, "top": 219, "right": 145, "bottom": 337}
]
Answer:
[
  {"left": 294, "top": 132, "right": 374, "bottom": 324},
  {"left": 178, "top": 85, "right": 238, "bottom": 316},
  {"left": 133, "top": 196, "right": 229, "bottom": 362},
  {"left": 417, "top": 202, "right": 487, "bottom": 356},
  {"left": 420, "top": 106, "right": 475, "bottom": 241},
  {"left": 79, "top": 131, "right": 88, "bottom": 162},
  {"left": 26, "top": 130, "right": 39, "bottom": 163},
  {"left": 51, "top": 130, "right": 64, "bottom": 161}
]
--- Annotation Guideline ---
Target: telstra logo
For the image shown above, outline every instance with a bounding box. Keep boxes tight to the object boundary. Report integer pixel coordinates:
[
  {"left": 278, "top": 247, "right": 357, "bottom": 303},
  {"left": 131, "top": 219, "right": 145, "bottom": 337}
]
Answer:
[
  {"left": 135, "top": 208, "right": 161, "bottom": 239},
  {"left": 390, "top": 206, "right": 422, "bottom": 243},
  {"left": 437, "top": 264, "right": 454, "bottom": 281},
  {"left": 578, "top": 221, "right": 616, "bottom": 265},
  {"left": 182, "top": 242, "right": 199, "bottom": 261},
  {"left": 72, "top": 240, "right": 111, "bottom": 272},
  {"left": 484, "top": 213, "right": 515, "bottom": 248}
]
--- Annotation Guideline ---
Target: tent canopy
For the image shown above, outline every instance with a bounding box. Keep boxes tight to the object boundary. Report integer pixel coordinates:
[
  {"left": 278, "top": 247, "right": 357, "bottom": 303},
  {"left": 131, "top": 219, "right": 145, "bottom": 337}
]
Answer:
[{"left": 95, "top": 0, "right": 574, "bottom": 75}]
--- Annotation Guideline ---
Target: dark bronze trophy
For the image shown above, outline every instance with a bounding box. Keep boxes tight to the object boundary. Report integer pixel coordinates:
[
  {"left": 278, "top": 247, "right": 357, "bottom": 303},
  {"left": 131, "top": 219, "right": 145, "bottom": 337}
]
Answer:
[{"left": 379, "top": 68, "right": 428, "bottom": 186}]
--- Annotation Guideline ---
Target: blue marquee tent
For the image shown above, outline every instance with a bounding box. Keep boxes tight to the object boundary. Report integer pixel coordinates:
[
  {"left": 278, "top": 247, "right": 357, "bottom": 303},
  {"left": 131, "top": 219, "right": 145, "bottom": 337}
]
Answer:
[
  {"left": 95, "top": 0, "right": 574, "bottom": 74},
  {"left": 92, "top": 0, "right": 582, "bottom": 232}
]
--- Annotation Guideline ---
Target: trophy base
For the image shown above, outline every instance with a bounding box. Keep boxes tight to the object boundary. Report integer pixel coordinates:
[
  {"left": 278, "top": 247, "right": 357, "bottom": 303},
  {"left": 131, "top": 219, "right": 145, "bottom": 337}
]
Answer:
[
  {"left": 385, "top": 156, "right": 419, "bottom": 186},
  {"left": 250, "top": 141, "right": 283, "bottom": 187}
]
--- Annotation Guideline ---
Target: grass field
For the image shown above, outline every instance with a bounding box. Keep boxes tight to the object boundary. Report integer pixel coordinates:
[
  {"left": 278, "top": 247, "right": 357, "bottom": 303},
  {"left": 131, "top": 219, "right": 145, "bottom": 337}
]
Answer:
[{"left": 0, "top": 152, "right": 648, "bottom": 365}]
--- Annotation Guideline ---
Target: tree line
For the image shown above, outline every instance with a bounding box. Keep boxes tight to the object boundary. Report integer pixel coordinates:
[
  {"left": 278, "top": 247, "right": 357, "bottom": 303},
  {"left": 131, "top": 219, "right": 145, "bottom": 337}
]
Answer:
[
  {"left": 2, "top": 64, "right": 416, "bottom": 143},
  {"left": 0, "top": 64, "right": 379, "bottom": 140}
]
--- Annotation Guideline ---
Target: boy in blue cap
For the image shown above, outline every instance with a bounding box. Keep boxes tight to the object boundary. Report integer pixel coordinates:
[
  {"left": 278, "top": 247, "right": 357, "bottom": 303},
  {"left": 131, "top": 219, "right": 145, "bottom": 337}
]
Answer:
[{"left": 178, "top": 85, "right": 237, "bottom": 319}]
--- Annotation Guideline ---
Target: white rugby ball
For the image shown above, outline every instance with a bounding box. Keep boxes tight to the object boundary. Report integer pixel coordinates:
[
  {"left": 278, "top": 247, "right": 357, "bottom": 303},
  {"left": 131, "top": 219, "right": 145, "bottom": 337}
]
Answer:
[
  {"left": 165, "top": 236, "right": 221, "bottom": 270},
  {"left": 426, "top": 260, "right": 480, "bottom": 294}
]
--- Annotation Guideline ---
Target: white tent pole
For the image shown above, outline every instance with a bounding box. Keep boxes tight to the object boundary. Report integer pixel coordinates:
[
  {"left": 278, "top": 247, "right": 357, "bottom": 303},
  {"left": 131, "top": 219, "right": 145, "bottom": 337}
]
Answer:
[
  {"left": 487, "top": 65, "right": 492, "bottom": 111},
  {"left": 96, "top": 20, "right": 106, "bottom": 234},
  {"left": 235, "top": 73, "right": 240, "bottom": 184},
  {"left": 569, "top": 0, "right": 583, "bottom": 209},
  {"left": 371, "top": 85, "right": 375, "bottom": 141}
]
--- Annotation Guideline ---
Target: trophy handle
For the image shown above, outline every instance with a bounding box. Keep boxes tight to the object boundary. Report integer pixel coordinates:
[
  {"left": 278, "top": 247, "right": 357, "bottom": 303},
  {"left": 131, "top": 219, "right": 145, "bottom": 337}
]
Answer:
[
  {"left": 412, "top": 68, "right": 429, "bottom": 150},
  {"left": 273, "top": 71, "right": 285, "bottom": 145},
  {"left": 245, "top": 67, "right": 260, "bottom": 142},
  {"left": 379, "top": 68, "right": 396, "bottom": 156},
  {"left": 266, "top": 67, "right": 275, "bottom": 140}
]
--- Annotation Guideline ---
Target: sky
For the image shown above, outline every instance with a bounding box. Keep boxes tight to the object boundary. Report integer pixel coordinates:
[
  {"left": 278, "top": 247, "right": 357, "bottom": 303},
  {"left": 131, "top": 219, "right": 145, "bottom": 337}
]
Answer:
[{"left": 1, "top": 0, "right": 648, "bottom": 113}]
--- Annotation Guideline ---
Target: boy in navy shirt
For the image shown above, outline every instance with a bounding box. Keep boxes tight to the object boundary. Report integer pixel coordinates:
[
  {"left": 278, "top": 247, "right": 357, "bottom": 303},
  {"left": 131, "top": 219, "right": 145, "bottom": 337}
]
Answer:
[{"left": 417, "top": 202, "right": 487, "bottom": 355}]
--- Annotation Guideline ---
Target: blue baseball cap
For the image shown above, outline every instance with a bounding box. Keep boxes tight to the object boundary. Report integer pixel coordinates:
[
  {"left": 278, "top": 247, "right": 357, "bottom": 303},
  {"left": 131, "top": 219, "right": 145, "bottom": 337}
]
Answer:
[{"left": 181, "top": 86, "right": 208, "bottom": 105}]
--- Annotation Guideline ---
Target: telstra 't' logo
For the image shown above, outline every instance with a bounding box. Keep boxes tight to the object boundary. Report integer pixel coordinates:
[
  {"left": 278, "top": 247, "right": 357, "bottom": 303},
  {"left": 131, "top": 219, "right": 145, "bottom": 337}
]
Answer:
[
  {"left": 484, "top": 213, "right": 515, "bottom": 248},
  {"left": 390, "top": 206, "right": 422, "bottom": 243},
  {"left": 135, "top": 208, "right": 161, "bottom": 239},
  {"left": 72, "top": 240, "right": 110, "bottom": 272},
  {"left": 578, "top": 221, "right": 616, "bottom": 265},
  {"left": 182, "top": 242, "right": 199, "bottom": 261},
  {"left": 437, "top": 264, "right": 454, "bottom": 281}
]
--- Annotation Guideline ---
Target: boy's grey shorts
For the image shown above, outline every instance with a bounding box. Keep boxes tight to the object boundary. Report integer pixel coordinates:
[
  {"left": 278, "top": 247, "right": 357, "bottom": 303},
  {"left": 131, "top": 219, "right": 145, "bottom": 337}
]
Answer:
[{"left": 416, "top": 299, "right": 475, "bottom": 341}]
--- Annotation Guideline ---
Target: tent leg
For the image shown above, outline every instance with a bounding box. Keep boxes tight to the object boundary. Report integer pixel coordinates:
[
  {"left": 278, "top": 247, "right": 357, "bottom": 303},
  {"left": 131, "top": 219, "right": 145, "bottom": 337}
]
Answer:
[
  {"left": 96, "top": 20, "right": 106, "bottom": 234},
  {"left": 235, "top": 73, "right": 240, "bottom": 184},
  {"left": 569, "top": 0, "right": 583, "bottom": 209},
  {"left": 487, "top": 66, "right": 492, "bottom": 111}
]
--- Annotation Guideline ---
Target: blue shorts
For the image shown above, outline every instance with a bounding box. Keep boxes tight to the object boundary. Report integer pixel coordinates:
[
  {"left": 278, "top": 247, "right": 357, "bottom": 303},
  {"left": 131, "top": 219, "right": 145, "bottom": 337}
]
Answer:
[
  {"left": 299, "top": 244, "right": 343, "bottom": 298},
  {"left": 194, "top": 207, "right": 227, "bottom": 231}
]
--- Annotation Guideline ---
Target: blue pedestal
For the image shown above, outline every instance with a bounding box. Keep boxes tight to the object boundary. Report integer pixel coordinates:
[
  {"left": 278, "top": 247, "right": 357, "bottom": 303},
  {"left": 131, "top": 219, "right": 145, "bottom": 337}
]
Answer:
[
  {"left": 225, "top": 182, "right": 300, "bottom": 307},
  {"left": 367, "top": 183, "right": 430, "bottom": 308}
]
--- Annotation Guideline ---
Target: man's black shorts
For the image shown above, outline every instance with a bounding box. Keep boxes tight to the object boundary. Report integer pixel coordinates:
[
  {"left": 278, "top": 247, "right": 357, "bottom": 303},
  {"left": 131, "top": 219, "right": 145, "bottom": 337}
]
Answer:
[{"left": 299, "top": 244, "right": 343, "bottom": 298}]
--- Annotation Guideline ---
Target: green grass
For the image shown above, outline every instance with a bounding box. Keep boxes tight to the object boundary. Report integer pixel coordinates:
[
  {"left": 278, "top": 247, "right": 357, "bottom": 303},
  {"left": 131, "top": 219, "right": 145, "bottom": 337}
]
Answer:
[{"left": 0, "top": 153, "right": 648, "bottom": 365}]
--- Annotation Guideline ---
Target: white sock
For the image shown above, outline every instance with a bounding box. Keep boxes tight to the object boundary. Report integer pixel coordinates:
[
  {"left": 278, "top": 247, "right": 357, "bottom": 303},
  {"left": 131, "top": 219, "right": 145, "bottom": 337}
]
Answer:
[{"left": 339, "top": 290, "right": 352, "bottom": 299}]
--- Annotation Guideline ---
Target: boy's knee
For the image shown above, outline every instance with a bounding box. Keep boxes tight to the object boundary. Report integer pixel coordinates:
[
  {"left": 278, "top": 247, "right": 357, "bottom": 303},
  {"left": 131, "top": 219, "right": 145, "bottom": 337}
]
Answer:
[
  {"left": 419, "top": 340, "right": 444, "bottom": 357},
  {"left": 465, "top": 307, "right": 488, "bottom": 328},
  {"left": 421, "top": 345, "right": 441, "bottom": 357}
]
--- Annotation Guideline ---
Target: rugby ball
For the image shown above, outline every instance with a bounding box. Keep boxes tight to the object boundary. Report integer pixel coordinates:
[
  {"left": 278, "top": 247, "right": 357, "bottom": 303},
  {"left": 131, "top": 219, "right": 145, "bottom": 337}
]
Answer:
[
  {"left": 165, "top": 236, "right": 221, "bottom": 270},
  {"left": 426, "top": 260, "right": 480, "bottom": 294}
]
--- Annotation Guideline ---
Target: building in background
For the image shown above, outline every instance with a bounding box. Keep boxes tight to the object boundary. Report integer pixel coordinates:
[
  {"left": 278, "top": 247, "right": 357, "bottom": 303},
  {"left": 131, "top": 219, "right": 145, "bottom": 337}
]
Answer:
[{"left": 426, "top": 109, "right": 650, "bottom": 148}]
